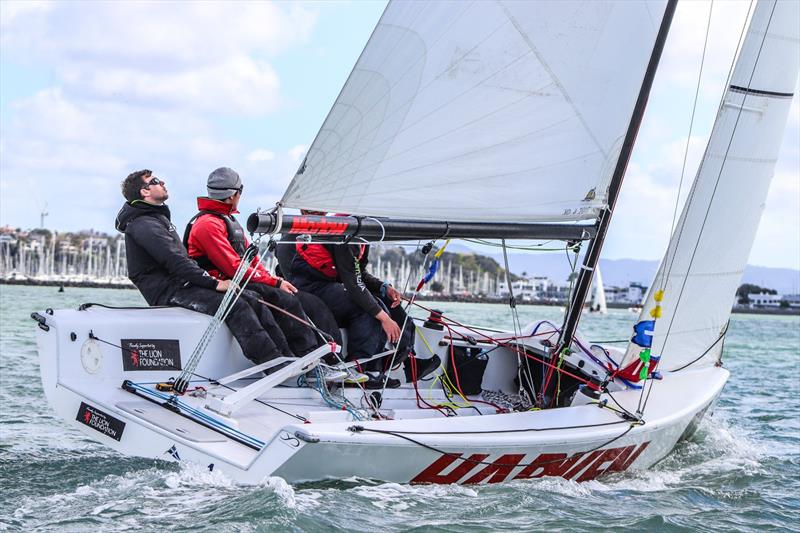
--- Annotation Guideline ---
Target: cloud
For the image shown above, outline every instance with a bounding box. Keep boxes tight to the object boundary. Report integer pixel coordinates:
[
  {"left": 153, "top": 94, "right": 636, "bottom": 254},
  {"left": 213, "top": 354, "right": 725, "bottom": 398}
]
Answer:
[
  {"left": 247, "top": 149, "right": 276, "bottom": 162},
  {"left": 1, "top": 1, "right": 317, "bottom": 116},
  {"left": 0, "top": 1, "right": 323, "bottom": 232},
  {"left": 2, "top": 1, "right": 317, "bottom": 63},
  {"left": 288, "top": 144, "right": 308, "bottom": 163}
]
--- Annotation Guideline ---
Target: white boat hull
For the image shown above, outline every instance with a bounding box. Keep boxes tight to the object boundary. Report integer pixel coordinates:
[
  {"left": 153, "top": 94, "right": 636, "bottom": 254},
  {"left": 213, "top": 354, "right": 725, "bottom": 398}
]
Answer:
[{"left": 35, "top": 306, "right": 727, "bottom": 485}]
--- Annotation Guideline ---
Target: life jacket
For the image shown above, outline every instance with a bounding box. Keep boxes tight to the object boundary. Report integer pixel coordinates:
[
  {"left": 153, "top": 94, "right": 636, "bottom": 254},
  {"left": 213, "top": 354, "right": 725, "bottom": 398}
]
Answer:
[
  {"left": 296, "top": 242, "right": 365, "bottom": 279},
  {"left": 183, "top": 211, "right": 247, "bottom": 271}
]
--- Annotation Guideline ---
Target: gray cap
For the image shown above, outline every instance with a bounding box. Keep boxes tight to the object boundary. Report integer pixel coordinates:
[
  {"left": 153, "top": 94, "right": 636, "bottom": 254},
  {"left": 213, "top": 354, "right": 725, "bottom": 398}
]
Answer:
[{"left": 207, "top": 167, "right": 242, "bottom": 199}]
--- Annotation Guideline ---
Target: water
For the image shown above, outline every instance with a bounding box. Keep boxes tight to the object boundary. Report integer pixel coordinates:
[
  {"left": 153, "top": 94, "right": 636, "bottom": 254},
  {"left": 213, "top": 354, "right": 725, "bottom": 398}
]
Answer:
[{"left": 1, "top": 284, "right": 798, "bottom": 532}]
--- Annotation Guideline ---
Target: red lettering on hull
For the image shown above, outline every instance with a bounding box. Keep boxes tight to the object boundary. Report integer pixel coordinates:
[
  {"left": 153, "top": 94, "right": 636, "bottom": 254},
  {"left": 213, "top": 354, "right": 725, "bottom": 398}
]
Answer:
[
  {"left": 411, "top": 453, "right": 489, "bottom": 484},
  {"left": 463, "top": 454, "right": 525, "bottom": 484},
  {"left": 411, "top": 442, "right": 651, "bottom": 485}
]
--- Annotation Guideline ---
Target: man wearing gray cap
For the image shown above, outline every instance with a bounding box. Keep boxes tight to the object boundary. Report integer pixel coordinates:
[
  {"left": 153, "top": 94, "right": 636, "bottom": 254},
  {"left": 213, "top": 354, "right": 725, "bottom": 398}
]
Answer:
[
  {"left": 185, "top": 168, "right": 357, "bottom": 382},
  {"left": 116, "top": 168, "right": 288, "bottom": 367}
]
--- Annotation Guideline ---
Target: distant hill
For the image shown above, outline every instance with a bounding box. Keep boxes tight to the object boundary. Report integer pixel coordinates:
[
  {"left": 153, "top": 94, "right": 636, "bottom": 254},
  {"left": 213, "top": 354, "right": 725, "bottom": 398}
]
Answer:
[{"left": 446, "top": 244, "right": 800, "bottom": 294}]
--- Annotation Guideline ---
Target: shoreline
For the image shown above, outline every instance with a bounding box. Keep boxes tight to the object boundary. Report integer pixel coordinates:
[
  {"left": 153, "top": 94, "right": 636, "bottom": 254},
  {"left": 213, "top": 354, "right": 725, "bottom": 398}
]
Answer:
[{"left": 2, "top": 278, "right": 797, "bottom": 316}]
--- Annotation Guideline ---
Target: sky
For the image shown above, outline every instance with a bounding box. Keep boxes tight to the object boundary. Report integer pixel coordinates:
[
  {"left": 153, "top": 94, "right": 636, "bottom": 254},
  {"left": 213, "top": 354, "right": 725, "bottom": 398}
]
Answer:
[{"left": 0, "top": 0, "right": 798, "bottom": 270}]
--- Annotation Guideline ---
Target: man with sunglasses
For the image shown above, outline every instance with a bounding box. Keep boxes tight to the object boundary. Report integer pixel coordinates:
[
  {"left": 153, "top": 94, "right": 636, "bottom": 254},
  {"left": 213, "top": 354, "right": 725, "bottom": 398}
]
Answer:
[
  {"left": 184, "top": 168, "right": 357, "bottom": 383},
  {"left": 115, "top": 169, "right": 291, "bottom": 367}
]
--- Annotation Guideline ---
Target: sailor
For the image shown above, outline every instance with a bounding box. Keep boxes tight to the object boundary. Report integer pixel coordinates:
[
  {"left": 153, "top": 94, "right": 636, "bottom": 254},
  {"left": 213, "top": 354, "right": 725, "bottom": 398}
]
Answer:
[
  {"left": 184, "top": 168, "right": 356, "bottom": 382},
  {"left": 290, "top": 211, "right": 435, "bottom": 388},
  {"left": 115, "top": 169, "right": 290, "bottom": 366}
]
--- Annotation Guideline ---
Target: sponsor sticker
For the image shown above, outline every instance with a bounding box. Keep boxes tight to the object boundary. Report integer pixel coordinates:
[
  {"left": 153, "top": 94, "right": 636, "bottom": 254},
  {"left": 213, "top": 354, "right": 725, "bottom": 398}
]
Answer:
[
  {"left": 76, "top": 402, "right": 125, "bottom": 441},
  {"left": 120, "top": 339, "right": 181, "bottom": 371}
]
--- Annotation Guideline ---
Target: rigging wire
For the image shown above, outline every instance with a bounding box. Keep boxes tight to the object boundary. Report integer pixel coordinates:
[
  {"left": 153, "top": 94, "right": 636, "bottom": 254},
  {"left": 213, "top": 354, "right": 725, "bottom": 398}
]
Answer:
[
  {"left": 640, "top": 0, "right": 767, "bottom": 415},
  {"left": 626, "top": 0, "right": 719, "bottom": 412},
  {"left": 377, "top": 239, "right": 428, "bottom": 395},
  {"left": 346, "top": 422, "right": 641, "bottom": 470},
  {"left": 499, "top": 238, "right": 534, "bottom": 406},
  {"left": 661, "top": 0, "right": 715, "bottom": 290}
]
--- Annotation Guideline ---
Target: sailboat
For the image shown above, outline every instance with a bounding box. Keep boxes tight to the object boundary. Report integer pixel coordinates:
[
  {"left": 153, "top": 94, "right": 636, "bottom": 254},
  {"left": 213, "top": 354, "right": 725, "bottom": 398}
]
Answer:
[
  {"left": 588, "top": 267, "right": 608, "bottom": 314},
  {"left": 33, "top": 0, "right": 798, "bottom": 485}
]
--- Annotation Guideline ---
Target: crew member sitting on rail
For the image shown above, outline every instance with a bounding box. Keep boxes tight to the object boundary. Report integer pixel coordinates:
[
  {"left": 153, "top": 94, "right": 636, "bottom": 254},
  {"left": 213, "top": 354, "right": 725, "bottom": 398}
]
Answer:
[
  {"left": 184, "top": 168, "right": 359, "bottom": 383},
  {"left": 289, "top": 211, "right": 436, "bottom": 389},
  {"left": 115, "top": 169, "right": 288, "bottom": 367}
]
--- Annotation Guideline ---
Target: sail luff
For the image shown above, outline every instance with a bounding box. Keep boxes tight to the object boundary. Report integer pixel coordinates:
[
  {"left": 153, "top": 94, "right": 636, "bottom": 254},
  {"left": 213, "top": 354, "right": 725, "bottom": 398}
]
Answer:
[
  {"left": 555, "top": 0, "right": 678, "bottom": 356},
  {"left": 620, "top": 0, "right": 800, "bottom": 376}
]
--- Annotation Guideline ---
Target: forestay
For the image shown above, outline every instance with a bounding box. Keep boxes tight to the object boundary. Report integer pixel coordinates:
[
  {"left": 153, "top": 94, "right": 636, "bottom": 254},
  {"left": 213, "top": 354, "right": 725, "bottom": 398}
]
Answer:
[
  {"left": 283, "top": 1, "right": 668, "bottom": 223},
  {"left": 622, "top": 0, "right": 799, "bottom": 373}
]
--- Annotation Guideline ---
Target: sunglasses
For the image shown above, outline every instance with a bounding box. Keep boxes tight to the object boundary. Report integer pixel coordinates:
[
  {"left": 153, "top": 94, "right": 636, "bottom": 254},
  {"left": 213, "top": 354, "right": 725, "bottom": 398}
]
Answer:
[{"left": 142, "top": 177, "right": 164, "bottom": 189}]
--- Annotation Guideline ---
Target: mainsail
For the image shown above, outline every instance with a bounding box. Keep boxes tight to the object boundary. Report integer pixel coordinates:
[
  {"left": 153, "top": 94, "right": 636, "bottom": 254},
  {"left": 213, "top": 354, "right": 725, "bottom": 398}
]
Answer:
[
  {"left": 621, "top": 0, "right": 800, "bottom": 374},
  {"left": 282, "top": 1, "right": 668, "bottom": 223}
]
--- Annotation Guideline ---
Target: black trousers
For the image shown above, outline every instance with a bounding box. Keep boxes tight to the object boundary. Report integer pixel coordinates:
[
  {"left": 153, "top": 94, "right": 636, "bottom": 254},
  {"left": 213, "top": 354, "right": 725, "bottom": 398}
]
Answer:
[
  {"left": 293, "top": 276, "right": 384, "bottom": 360},
  {"left": 293, "top": 276, "right": 414, "bottom": 368},
  {"left": 243, "top": 283, "right": 326, "bottom": 356},
  {"left": 295, "top": 290, "right": 343, "bottom": 346},
  {"left": 167, "top": 285, "right": 291, "bottom": 364}
]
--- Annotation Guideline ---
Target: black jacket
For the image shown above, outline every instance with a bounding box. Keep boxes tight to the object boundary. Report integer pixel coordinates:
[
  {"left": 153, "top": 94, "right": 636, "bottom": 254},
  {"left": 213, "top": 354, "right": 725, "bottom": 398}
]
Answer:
[
  {"left": 115, "top": 201, "right": 217, "bottom": 305},
  {"left": 293, "top": 243, "right": 384, "bottom": 316}
]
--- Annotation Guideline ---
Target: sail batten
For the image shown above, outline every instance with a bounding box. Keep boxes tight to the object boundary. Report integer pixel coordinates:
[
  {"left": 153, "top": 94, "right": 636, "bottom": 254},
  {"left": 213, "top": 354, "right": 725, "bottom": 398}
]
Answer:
[{"left": 282, "top": 0, "right": 669, "bottom": 223}]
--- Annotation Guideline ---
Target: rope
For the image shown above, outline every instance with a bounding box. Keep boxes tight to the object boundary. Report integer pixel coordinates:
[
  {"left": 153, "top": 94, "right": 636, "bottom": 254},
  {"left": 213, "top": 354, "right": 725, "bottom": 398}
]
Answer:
[
  {"left": 640, "top": 0, "right": 765, "bottom": 415},
  {"left": 499, "top": 238, "right": 534, "bottom": 407},
  {"left": 174, "top": 244, "right": 260, "bottom": 392},
  {"left": 662, "top": 0, "right": 715, "bottom": 288},
  {"left": 405, "top": 299, "right": 596, "bottom": 389},
  {"left": 346, "top": 422, "right": 640, "bottom": 470}
]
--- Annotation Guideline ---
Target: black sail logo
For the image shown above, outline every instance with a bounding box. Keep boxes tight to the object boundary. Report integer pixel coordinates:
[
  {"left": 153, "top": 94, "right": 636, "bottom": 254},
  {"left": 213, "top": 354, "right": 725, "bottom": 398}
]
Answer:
[
  {"left": 121, "top": 339, "right": 181, "bottom": 371},
  {"left": 76, "top": 402, "right": 125, "bottom": 441}
]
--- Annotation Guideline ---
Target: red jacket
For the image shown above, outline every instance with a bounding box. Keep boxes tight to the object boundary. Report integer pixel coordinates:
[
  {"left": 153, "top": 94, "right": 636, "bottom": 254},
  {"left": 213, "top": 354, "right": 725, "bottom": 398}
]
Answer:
[{"left": 186, "top": 197, "right": 280, "bottom": 287}]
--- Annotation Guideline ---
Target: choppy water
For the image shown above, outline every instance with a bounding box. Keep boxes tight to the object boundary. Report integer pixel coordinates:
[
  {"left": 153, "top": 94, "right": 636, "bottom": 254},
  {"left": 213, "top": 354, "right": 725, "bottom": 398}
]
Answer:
[{"left": 1, "top": 284, "right": 798, "bottom": 532}]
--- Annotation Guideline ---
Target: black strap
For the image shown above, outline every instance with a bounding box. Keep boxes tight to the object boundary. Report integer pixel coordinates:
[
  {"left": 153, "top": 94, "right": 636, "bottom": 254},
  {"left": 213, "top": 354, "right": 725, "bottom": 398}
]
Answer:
[{"left": 183, "top": 210, "right": 247, "bottom": 271}]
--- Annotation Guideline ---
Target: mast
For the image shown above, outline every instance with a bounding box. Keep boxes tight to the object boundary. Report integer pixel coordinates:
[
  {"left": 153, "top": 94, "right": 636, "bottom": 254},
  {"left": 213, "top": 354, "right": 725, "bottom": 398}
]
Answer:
[{"left": 556, "top": 0, "right": 678, "bottom": 353}]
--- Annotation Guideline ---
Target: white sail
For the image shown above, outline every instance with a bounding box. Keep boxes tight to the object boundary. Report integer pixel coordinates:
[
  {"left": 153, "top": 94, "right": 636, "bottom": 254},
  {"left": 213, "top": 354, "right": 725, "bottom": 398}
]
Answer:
[
  {"left": 621, "top": 0, "right": 799, "bottom": 374},
  {"left": 282, "top": 1, "right": 668, "bottom": 222},
  {"left": 590, "top": 267, "right": 608, "bottom": 314}
]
